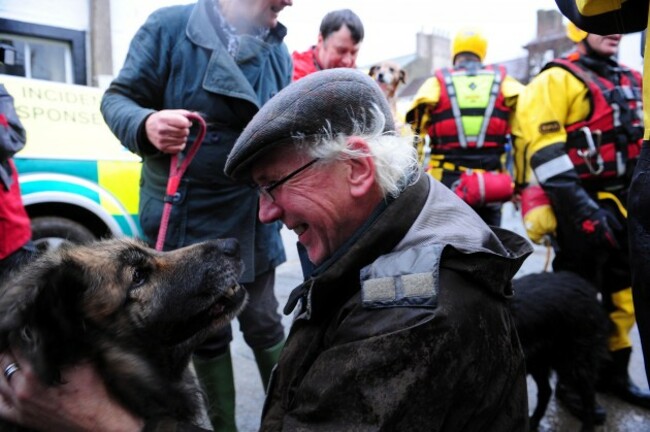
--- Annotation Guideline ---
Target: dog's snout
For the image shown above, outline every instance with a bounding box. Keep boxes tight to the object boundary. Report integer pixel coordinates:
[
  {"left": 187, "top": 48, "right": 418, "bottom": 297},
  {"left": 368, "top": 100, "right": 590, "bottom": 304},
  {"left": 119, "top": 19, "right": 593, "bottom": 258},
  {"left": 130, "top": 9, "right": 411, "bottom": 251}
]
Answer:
[{"left": 219, "top": 238, "right": 240, "bottom": 258}]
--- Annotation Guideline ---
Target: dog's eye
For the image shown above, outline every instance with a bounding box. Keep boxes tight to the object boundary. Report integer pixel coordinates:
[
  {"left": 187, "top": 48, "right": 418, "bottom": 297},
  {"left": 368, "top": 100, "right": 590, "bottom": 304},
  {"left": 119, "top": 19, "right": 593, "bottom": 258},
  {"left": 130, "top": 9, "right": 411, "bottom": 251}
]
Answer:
[{"left": 131, "top": 268, "right": 148, "bottom": 288}]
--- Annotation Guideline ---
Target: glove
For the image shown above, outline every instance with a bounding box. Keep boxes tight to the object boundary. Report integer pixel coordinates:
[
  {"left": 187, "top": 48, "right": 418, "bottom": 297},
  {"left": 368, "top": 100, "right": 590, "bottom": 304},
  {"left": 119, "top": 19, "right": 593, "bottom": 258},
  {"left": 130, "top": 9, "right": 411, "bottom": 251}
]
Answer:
[
  {"left": 520, "top": 185, "right": 557, "bottom": 245},
  {"left": 579, "top": 207, "right": 622, "bottom": 249}
]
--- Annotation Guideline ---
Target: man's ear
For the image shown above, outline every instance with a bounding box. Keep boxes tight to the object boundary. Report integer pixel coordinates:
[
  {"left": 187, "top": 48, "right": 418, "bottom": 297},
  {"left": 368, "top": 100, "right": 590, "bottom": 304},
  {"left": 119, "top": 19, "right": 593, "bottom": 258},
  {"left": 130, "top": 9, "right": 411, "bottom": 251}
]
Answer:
[{"left": 345, "top": 137, "right": 376, "bottom": 198}]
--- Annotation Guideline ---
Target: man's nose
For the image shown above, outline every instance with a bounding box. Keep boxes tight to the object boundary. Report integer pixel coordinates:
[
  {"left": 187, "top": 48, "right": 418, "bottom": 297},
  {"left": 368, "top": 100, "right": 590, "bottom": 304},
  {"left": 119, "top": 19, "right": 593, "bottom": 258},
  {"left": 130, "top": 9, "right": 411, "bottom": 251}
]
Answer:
[
  {"left": 340, "top": 54, "right": 354, "bottom": 67},
  {"left": 258, "top": 196, "right": 282, "bottom": 224}
]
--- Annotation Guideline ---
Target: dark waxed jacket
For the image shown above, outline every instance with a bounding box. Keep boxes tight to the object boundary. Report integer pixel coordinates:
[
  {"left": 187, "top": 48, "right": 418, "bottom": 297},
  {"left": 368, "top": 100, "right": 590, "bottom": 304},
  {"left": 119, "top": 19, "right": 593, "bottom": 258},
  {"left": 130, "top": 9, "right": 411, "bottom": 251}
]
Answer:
[
  {"left": 100, "top": 0, "right": 289, "bottom": 282},
  {"left": 261, "top": 174, "right": 533, "bottom": 431}
]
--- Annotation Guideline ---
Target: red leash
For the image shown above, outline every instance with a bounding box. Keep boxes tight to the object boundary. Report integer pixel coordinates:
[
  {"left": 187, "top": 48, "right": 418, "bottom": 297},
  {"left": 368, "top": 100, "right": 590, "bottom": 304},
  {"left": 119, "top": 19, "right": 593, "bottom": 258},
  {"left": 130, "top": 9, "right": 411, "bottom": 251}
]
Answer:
[{"left": 155, "top": 112, "right": 207, "bottom": 251}]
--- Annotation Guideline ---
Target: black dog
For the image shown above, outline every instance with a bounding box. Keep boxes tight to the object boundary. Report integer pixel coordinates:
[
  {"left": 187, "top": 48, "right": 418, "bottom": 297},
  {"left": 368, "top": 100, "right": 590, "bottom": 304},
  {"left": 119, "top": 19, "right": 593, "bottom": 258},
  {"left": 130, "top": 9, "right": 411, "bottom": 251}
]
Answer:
[{"left": 511, "top": 271, "right": 610, "bottom": 431}]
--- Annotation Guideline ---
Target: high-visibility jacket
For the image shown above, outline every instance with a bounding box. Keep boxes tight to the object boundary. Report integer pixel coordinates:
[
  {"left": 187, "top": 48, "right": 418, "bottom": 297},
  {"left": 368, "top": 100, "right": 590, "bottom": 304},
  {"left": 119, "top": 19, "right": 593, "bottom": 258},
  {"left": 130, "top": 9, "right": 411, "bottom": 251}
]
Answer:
[
  {"left": 513, "top": 52, "right": 643, "bottom": 191},
  {"left": 428, "top": 64, "right": 511, "bottom": 151},
  {"left": 550, "top": 55, "right": 641, "bottom": 184},
  {"left": 407, "top": 62, "right": 522, "bottom": 174}
]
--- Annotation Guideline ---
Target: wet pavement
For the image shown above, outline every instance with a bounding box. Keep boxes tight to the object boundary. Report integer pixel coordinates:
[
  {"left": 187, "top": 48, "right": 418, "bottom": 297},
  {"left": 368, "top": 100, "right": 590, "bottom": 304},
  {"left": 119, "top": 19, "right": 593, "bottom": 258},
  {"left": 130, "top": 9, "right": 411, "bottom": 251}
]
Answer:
[{"left": 230, "top": 203, "right": 650, "bottom": 431}]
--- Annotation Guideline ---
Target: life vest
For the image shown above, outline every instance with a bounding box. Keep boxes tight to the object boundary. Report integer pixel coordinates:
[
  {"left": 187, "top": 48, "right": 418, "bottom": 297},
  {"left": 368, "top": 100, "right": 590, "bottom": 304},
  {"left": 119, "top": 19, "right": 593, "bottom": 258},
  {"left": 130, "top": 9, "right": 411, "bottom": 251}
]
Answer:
[
  {"left": 426, "top": 64, "right": 511, "bottom": 152},
  {"left": 544, "top": 54, "right": 643, "bottom": 183}
]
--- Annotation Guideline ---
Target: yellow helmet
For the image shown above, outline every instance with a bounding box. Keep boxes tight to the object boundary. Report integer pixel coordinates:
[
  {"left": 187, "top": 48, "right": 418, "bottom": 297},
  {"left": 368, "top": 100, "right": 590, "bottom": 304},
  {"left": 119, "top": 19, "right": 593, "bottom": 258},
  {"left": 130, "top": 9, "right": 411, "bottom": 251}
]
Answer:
[
  {"left": 452, "top": 28, "right": 488, "bottom": 62},
  {"left": 566, "top": 21, "right": 588, "bottom": 43}
]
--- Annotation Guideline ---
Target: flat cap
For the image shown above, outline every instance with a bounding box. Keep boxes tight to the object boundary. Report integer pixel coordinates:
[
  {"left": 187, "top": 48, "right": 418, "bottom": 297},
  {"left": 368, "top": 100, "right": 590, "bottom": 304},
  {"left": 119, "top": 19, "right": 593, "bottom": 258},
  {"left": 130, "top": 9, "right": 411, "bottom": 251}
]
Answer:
[{"left": 225, "top": 68, "right": 395, "bottom": 180}]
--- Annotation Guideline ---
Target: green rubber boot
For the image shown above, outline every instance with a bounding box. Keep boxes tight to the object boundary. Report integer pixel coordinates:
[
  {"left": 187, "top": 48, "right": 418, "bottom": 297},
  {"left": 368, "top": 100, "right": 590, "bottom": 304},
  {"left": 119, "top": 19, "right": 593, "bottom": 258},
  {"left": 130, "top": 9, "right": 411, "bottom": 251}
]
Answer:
[
  {"left": 193, "top": 348, "right": 237, "bottom": 432},
  {"left": 253, "top": 340, "right": 285, "bottom": 391}
]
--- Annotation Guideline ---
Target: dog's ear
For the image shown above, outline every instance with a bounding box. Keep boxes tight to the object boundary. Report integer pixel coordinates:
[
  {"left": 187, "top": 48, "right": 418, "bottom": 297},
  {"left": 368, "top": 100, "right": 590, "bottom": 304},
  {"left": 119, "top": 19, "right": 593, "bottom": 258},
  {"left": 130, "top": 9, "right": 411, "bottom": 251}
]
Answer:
[
  {"left": 0, "top": 251, "right": 90, "bottom": 384},
  {"left": 399, "top": 69, "right": 407, "bottom": 84},
  {"left": 369, "top": 65, "right": 380, "bottom": 76}
]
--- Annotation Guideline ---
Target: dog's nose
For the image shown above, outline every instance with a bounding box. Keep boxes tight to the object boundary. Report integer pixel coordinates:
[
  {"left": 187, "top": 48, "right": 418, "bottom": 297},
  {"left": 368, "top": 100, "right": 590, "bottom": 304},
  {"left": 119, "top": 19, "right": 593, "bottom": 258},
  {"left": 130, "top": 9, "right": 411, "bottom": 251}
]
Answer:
[{"left": 219, "top": 238, "right": 240, "bottom": 258}]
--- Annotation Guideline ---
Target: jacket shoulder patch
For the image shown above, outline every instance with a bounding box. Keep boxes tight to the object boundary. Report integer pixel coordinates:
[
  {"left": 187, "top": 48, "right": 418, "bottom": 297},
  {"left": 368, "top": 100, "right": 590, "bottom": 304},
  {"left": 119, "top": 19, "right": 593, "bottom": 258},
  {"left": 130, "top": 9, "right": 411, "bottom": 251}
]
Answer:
[
  {"left": 362, "top": 272, "right": 438, "bottom": 309},
  {"left": 539, "top": 121, "right": 561, "bottom": 134},
  {"left": 360, "top": 244, "right": 442, "bottom": 309}
]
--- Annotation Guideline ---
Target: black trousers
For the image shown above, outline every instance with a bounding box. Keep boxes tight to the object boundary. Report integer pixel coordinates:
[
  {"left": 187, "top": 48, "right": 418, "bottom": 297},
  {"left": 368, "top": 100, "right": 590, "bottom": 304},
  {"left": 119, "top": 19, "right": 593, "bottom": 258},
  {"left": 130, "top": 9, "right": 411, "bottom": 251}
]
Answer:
[{"left": 553, "top": 186, "right": 633, "bottom": 354}]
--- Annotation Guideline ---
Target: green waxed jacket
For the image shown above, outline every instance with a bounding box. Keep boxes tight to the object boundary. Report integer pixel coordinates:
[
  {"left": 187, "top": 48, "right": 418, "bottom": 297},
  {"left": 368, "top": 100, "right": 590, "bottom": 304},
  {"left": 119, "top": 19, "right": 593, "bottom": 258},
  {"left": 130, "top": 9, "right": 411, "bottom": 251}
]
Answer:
[{"left": 262, "top": 174, "right": 533, "bottom": 431}]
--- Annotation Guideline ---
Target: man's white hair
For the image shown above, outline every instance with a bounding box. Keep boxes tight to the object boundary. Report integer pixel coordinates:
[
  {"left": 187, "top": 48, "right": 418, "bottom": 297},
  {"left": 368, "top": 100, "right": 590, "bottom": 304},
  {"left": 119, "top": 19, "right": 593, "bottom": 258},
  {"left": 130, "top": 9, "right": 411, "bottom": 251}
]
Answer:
[{"left": 292, "top": 105, "right": 420, "bottom": 198}]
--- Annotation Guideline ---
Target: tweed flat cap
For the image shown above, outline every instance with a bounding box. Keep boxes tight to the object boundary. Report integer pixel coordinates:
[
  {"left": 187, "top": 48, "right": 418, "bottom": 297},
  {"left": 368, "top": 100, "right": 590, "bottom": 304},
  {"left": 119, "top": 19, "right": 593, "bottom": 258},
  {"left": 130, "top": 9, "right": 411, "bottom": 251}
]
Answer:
[{"left": 224, "top": 68, "right": 395, "bottom": 180}]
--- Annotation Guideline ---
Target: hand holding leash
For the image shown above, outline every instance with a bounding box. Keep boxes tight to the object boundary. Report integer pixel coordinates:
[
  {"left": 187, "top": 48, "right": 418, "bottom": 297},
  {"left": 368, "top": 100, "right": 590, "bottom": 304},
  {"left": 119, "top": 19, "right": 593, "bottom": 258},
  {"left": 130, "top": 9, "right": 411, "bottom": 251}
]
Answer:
[{"left": 156, "top": 112, "right": 207, "bottom": 251}]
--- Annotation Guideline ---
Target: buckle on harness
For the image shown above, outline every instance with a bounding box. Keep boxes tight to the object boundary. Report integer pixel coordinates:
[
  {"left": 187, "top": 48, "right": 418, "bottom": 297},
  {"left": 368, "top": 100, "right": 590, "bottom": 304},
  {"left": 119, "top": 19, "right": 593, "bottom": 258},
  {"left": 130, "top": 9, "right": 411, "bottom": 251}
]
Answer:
[{"left": 576, "top": 127, "right": 604, "bottom": 175}]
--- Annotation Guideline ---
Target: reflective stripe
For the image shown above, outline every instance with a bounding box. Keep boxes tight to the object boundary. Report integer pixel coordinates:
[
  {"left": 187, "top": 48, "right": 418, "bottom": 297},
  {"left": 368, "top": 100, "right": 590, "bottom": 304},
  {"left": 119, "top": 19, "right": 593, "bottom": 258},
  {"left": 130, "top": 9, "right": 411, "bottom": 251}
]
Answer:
[
  {"left": 476, "top": 70, "right": 503, "bottom": 149},
  {"left": 441, "top": 68, "right": 468, "bottom": 148},
  {"left": 534, "top": 154, "right": 574, "bottom": 183}
]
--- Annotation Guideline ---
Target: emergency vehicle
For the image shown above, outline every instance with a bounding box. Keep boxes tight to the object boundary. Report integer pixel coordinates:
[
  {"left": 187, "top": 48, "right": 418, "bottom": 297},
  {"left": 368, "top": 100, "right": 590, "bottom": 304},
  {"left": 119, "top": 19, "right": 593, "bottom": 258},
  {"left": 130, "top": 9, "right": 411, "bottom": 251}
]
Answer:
[{"left": 1, "top": 74, "right": 142, "bottom": 248}]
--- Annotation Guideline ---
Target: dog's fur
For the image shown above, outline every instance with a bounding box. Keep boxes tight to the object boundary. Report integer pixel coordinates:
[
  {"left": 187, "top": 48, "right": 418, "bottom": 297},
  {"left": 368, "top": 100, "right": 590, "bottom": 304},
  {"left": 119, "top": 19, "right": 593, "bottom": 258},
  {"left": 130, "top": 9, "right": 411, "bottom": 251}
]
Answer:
[
  {"left": 369, "top": 61, "right": 406, "bottom": 124},
  {"left": 511, "top": 271, "right": 610, "bottom": 432},
  {"left": 0, "top": 237, "right": 248, "bottom": 430}
]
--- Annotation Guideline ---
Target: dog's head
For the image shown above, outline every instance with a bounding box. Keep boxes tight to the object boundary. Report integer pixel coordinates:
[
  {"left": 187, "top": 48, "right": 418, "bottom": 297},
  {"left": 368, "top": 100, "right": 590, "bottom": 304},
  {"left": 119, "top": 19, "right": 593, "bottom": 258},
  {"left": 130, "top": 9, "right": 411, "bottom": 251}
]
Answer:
[
  {"left": 0, "top": 237, "right": 247, "bottom": 384},
  {"left": 369, "top": 61, "right": 407, "bottom": 99}
]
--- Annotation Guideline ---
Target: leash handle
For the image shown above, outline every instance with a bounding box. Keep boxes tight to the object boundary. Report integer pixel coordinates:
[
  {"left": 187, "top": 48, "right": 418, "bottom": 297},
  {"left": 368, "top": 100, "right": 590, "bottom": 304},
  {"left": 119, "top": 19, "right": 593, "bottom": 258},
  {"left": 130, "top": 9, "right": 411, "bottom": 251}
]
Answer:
[{"left": 155, "top": 112, "right": 207, "bottom": 251}]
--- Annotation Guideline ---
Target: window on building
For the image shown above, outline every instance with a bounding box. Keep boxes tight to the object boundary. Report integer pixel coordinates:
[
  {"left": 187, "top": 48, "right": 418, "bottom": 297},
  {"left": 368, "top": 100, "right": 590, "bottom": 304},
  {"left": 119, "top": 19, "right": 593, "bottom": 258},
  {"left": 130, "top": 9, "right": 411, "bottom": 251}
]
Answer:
[
  {"left": 0, "top": 19, "right": 87, "bottom": 85},
  {"left": 1, "top": 35, "right": 73, "bottom": 83}
]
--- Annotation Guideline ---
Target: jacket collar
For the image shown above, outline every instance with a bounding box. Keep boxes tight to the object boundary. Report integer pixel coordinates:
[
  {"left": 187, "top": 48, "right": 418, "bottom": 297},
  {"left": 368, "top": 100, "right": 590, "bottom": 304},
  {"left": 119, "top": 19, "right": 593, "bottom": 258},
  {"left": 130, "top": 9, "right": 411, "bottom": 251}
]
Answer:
[
  {"left": 284, "top": 174, "right": 533, "bottom": 318},
  {"left": 284, "top": 174, "right": 428, "bottom": 317},
  {"left": 185, "top": 0, "right": 287, "bottom": 107}
]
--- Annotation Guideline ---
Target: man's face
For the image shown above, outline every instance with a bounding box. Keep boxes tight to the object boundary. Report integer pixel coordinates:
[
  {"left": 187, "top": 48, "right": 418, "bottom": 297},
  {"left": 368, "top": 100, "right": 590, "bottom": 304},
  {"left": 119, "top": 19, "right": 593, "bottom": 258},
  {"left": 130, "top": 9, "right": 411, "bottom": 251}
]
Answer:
[
  {"left": 239, "top": 0, "right": 293, "bottom": 29},
  {"left": 252, "top": 147, "right": 359, "bottom": 265},
  {"left": 316, "top": 25, "right": 361, "bottom": 70},
  {"left": 585, "top": 34, "right": 622, "bottom": 57}
]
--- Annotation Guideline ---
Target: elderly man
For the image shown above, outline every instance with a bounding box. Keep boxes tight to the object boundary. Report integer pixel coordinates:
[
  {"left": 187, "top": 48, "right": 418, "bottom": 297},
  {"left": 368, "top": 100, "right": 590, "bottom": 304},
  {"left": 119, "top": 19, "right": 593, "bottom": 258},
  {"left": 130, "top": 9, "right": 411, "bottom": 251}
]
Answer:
[
  {"left": 0, "top": 69, "right": 532, "bottom": 431},
  {"left": 226, "top": 68, "right": 532, "bottom": 430}
]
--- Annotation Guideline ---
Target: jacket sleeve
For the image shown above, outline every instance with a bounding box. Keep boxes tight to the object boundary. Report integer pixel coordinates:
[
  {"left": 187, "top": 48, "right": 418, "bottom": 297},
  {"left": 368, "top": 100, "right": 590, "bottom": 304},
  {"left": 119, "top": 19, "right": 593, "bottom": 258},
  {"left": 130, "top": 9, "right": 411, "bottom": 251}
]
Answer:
[
  {"left": 405, "top": 76, "right": 441, "bottom": 135},
  {"left": 501, "top": 74, "right": 524, "bottom": 109},
  {"left": 514, "top": 66, "right": 600, "bottom": 224},
  {"left": 0, "top": 84, "right": 26, "bottom": 162},
  {"left": 100, "top": 10, "right": 173, "bottom": 156},
  {"left": 555, "top": 0, "right": 648, "bottom": 35}
]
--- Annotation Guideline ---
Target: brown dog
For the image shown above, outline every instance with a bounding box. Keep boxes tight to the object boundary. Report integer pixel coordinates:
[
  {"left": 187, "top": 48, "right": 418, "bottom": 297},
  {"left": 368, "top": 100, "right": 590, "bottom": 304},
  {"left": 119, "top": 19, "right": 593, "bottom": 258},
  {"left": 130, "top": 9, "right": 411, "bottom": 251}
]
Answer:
[
  {"left": 369, "top": 61, "right": 407, "bottom": 123},
  {"left": 0, "top": 237, "right": 247, "bottom": 430}
]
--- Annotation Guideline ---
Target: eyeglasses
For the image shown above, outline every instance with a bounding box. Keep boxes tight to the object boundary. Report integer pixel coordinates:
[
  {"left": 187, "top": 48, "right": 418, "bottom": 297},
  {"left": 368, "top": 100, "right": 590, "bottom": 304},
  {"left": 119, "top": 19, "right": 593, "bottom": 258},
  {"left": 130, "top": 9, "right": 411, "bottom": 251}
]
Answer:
[{"left": 254, "top": 158, "right": 321, "bottom": 202}]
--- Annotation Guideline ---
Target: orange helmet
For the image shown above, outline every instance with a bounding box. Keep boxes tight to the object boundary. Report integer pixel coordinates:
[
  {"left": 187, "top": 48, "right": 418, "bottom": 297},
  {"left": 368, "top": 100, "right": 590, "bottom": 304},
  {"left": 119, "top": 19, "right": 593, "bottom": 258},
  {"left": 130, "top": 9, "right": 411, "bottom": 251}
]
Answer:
[{"left": 452, "top": 28, "right": 488, "bottom": 62}]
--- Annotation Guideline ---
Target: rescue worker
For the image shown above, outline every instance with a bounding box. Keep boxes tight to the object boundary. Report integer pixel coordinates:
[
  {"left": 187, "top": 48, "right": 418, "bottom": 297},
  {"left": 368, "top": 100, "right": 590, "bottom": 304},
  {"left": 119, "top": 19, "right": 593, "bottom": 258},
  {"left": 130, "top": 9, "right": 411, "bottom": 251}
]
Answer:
[
  {"left": 554, "top": 0, "right": 650, "bottom": 391},
  {"left": 406, "top": 28, "right": 522, "bottom": 226},
  {"left": 513, "top": 22, "right": 650, "bottom": 421},
  {"left": 291, "top": 9, "right": 364, "bottom": 81}
]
